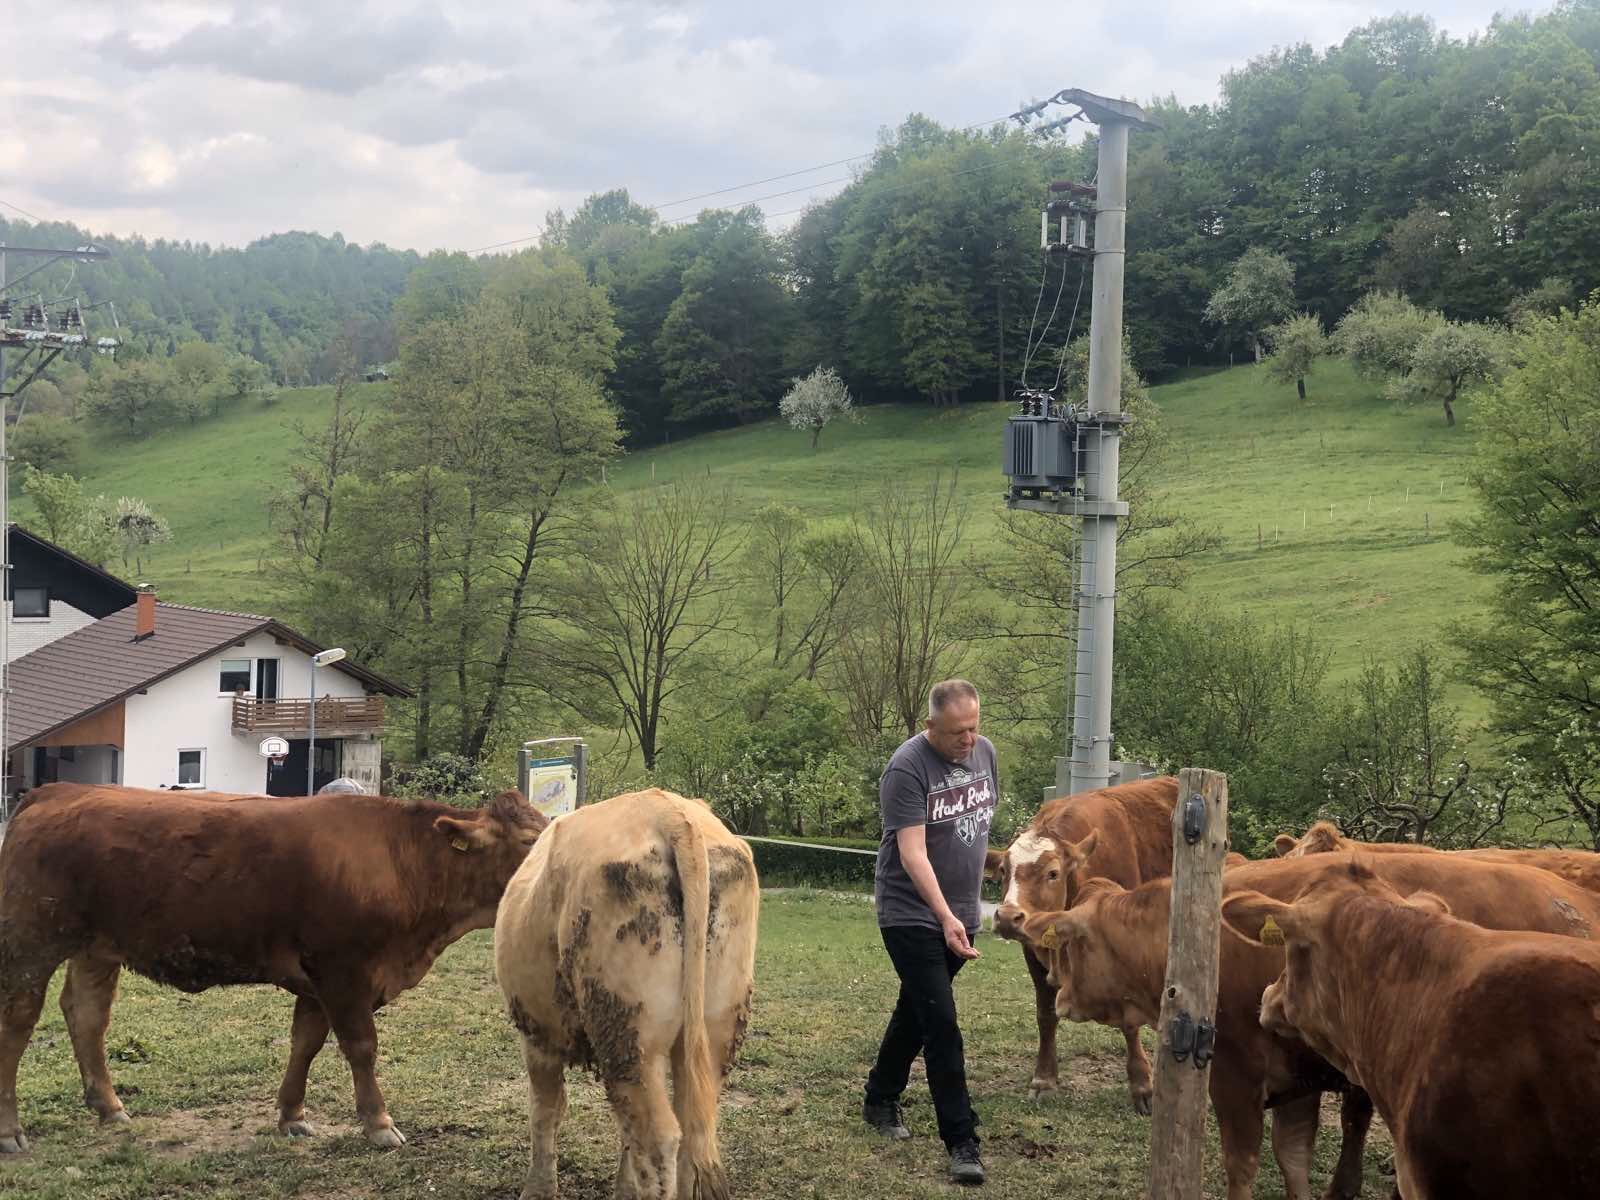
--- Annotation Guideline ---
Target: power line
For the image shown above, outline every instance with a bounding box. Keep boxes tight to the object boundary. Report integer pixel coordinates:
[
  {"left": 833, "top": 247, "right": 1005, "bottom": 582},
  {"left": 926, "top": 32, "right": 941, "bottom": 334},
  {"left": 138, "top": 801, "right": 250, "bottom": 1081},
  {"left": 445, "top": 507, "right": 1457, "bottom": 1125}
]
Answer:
[
  {"left": 671, "top": 151, "right": 1044, "bottom": 230},
  {"left": 654, "top": 111, "right": 1019, "bottom": 211},
  {"left": 655, "top": 154, "right": 877, "bottom": 211},
  {"left": 464, "top": 111, "right": 1023, "bottom": 254},
  {"left": 0, "top": 197, "right": 50, "bottom": 225}
]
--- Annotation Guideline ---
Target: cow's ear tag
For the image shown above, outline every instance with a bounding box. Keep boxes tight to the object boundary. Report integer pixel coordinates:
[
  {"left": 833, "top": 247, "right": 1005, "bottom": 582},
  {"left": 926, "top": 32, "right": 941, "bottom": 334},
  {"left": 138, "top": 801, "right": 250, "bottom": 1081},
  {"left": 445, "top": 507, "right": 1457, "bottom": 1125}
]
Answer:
[
  {"left": 1259, "top": 916, "right": 1285, "bottom": 946},
  {"left": 450, "top": 837, "right": 471, "bottom": 852},
  {"left": 1037, "top": 925, "right": 1060, "bottom": 951}
]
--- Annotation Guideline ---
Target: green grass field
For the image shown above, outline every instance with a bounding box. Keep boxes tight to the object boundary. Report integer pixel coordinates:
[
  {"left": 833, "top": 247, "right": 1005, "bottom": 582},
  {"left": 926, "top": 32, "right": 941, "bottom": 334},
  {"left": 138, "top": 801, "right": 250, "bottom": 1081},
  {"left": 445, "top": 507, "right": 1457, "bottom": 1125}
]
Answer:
[
  {"left": 0, "top": 892, "right": 1388, "bottom": 1199},
  {"left": 40, "top": 360, "right": 1488, "bottom": 700}
]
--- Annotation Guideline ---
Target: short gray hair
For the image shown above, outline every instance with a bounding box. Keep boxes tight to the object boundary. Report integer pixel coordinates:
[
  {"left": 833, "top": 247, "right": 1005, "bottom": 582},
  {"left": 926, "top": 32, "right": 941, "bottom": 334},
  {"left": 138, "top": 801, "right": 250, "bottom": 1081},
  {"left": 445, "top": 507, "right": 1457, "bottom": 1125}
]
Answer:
[{"left": 928, "top": 678, "right": 980, "bottom": 719}]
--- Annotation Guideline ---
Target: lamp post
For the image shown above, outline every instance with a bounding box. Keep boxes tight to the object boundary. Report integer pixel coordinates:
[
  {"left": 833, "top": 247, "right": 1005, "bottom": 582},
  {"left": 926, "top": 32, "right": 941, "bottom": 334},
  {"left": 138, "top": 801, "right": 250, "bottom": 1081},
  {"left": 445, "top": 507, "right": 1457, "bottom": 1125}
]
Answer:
[{"left": 308, "top": 647, "right": 346, "bottom": 795}]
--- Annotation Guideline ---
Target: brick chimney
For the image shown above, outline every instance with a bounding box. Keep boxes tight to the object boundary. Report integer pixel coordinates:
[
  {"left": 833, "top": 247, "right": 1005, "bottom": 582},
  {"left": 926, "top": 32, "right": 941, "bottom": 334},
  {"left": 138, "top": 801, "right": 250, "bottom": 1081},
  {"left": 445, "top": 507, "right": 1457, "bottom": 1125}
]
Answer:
[{"left": 134, "top": 585, "right": 156, "bottom": 641}]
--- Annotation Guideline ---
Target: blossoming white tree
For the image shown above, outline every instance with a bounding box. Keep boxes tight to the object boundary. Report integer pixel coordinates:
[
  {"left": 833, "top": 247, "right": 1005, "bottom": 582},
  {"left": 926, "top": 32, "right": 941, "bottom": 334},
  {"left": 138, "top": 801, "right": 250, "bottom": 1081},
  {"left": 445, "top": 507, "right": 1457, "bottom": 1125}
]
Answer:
[{"left": 779, "top": 366, "right": 854, "bottom": 450}]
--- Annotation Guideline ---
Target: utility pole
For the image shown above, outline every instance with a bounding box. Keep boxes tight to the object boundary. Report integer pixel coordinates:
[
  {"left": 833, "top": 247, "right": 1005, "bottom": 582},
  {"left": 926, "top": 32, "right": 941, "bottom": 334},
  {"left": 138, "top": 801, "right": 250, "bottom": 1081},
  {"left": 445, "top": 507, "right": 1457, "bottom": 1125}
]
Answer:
[
  {"left": 1004, "top": 89, "right": 1156, "bottom": 798},
  {"left": 0, "top": 240, "right": 113, "bottom": 817}
]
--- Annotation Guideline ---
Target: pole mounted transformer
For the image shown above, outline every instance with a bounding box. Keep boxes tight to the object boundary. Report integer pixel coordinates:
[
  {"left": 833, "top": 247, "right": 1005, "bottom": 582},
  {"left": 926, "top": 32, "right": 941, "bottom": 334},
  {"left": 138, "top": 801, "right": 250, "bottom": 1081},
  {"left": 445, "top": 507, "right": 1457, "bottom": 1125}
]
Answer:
[{"left": 1004, "top": 88, "right": 1157, "bottom": 799}]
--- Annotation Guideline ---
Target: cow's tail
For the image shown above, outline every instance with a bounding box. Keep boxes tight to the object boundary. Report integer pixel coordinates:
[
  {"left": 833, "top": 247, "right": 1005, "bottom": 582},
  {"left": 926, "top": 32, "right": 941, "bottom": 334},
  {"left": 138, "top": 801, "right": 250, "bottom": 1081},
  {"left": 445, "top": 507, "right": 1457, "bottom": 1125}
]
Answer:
[{"left": 664, "top": 805, "right": 731, "bottom": 1200}]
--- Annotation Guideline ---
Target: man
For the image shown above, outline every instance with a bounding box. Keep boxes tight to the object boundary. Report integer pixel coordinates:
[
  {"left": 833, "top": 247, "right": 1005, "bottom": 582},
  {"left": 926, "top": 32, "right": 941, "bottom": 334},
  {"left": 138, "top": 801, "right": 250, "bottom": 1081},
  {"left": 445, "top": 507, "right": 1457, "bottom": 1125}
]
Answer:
[{"left": 861, "top": 678, "right": 997, "bottom": 1186}]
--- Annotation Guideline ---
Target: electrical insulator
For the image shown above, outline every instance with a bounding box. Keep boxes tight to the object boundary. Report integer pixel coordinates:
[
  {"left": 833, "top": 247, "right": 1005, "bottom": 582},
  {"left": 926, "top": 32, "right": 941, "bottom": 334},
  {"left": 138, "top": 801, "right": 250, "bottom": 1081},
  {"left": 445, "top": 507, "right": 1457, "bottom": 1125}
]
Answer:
[
  {"left": 0, "top": 299, "right": 11, "bottom": 321},
  {"left": 68, "top": 306, "right": 83, "bottom": 329}
]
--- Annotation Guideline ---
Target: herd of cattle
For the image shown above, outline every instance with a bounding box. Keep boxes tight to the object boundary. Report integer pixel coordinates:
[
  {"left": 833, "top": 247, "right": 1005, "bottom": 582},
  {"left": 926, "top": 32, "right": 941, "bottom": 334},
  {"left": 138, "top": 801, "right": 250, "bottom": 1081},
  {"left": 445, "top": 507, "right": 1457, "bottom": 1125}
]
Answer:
[
  {"left": 989, "top": 776, "right": 1600, "bottom": 1200},
  {"left": 0, "top": 782, "right": 757, "bottom": 1200},
  {"left": 1, "top": 776, "right": 1598, "bottom": 1200}
]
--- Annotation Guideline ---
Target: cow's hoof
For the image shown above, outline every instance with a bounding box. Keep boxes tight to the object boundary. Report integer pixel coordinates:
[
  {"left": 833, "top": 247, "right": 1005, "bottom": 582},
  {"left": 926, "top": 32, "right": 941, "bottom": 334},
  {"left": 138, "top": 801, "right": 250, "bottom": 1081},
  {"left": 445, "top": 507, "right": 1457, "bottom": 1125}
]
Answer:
[
  {"left": 99, "top": 1108, "right": 131, "bottom": 1126},
  {"left": 0, "top": 1133, "right": 29, "bottom": 1154},
  {"left": 1131, "top": 1092, "right": 1153, "bottom": 1117},
  {"left": 365, "top": 1123, "right": 406, "bottom": 1149},
  {"left": 1027, "top": 1079, "right": 1057, "bottom": 1101},
  {"left": 280, "top": 1119, "right": 317, "bottom": 1138}
]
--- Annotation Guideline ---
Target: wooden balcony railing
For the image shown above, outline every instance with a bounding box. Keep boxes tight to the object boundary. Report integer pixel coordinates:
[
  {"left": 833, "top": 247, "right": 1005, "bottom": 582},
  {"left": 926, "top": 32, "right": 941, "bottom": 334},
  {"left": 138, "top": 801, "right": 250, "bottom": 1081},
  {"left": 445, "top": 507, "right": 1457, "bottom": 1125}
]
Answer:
[{"left": 232, "top": 695, "right": 386, "bottom": 737}]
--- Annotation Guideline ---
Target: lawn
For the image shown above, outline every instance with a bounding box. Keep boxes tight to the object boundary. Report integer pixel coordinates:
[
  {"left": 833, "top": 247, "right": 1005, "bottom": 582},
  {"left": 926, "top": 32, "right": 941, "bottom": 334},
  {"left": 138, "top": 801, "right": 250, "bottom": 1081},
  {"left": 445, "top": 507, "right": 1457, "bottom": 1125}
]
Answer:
[
  {"left": 0, "top": 891, "right": 1389, "bottom": 1200},
  {"left": 41, "top": 361, "right": 1489, "bottom": 703}
]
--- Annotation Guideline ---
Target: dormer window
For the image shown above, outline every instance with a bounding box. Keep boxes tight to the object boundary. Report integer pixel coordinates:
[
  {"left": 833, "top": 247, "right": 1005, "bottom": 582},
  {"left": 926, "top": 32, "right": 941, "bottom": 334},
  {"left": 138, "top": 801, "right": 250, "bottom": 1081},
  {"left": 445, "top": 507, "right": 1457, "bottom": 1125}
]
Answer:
[{"left": 13, "top": 586, "right": 48, "bottom": 618}]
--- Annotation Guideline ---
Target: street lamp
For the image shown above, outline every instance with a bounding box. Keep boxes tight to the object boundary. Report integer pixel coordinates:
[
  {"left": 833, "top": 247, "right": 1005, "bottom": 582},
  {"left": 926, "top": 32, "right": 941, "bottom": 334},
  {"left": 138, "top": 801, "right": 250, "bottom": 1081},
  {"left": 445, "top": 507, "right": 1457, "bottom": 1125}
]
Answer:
[{"left": 308, "top": 647, "right": 346, "bottom": 796}]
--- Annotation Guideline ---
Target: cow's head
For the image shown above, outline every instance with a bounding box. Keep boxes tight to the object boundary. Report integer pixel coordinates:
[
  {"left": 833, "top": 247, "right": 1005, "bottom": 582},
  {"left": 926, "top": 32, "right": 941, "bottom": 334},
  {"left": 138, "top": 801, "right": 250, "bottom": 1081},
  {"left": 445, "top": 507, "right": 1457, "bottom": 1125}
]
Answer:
[
  {"left": 1224, "top": 861, "right": 1449, "bottom": 1072},
  {"left": 992, "top": 827, "right": 1100, "bottom": 942},
  {"left": 1275, "top": 821, "right": 1347, "bottom": 858},
  {"left": 433, "top": 789, "right": 549, "bottom": 895},
  {"left": 1019, "top": 880, "right": 1151, "bottom": 1030}
]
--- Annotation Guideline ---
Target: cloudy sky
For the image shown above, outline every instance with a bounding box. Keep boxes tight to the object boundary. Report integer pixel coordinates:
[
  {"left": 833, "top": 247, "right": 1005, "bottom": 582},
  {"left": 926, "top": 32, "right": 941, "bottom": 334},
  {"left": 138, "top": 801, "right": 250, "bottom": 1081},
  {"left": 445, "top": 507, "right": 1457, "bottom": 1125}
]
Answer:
[{"left": 0, "top": 0, "right": 1538, "bottom": 254}]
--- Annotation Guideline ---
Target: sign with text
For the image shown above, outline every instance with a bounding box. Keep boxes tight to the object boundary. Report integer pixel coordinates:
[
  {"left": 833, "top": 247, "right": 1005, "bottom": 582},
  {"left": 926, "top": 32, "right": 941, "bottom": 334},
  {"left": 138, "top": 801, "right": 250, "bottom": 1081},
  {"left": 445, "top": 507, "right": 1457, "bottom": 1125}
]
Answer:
[
  {"left": 524, "top": 758, "right": 577, "bottom": 820},
  {"left": 519, "top": 738, "right": 586, "bottom": 818}
]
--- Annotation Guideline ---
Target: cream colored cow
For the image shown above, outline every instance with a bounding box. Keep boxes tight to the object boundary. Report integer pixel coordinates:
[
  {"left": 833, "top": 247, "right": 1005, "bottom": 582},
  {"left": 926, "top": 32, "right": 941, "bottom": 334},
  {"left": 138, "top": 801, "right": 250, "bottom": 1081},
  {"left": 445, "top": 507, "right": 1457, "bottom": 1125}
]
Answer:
[{"left": 495, "top": 788, "right": 758, "bottom": 1200}]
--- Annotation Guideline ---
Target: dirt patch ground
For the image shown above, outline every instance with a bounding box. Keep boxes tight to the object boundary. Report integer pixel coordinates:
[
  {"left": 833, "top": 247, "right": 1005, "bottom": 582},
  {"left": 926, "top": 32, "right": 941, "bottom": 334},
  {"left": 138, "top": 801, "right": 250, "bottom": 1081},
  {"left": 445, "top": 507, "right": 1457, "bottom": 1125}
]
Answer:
[{"left": 141, "top": 1104, "right": 362, "bottom": 1157}]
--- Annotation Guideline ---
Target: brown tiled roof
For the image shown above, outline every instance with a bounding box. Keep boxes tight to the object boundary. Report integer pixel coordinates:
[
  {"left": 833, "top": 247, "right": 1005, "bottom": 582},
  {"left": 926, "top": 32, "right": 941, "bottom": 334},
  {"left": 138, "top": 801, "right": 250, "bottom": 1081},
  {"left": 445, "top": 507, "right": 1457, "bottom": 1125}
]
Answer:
[{"left": 7, "top": 602, "right": 410, "bottom": 751}]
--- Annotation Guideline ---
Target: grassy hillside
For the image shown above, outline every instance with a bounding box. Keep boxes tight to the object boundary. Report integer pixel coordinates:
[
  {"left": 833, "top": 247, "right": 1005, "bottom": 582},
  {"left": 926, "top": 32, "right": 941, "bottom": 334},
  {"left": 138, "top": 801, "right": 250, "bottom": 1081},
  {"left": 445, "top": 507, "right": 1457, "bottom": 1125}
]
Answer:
[{"left": 34, "top": 360, "right": 1489, "bottom": 701}]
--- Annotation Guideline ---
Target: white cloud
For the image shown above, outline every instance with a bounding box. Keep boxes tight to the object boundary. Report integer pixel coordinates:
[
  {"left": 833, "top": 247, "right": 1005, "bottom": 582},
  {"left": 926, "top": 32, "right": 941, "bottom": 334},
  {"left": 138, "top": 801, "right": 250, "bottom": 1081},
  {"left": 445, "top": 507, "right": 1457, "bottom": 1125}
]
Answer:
[{"left": 0, "top": 0, "right": 1539, "bottom": 251}]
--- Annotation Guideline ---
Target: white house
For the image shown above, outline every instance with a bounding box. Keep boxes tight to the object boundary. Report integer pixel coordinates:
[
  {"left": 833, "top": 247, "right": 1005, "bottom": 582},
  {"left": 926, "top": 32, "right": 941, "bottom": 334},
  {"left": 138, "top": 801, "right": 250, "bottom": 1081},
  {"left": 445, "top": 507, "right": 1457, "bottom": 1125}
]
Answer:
[
  {"left": 4, "top": 549, "right": 410, "bottom": 799},
  {"left": 5, "top": 525, "right": 137, "bottom": 661}
]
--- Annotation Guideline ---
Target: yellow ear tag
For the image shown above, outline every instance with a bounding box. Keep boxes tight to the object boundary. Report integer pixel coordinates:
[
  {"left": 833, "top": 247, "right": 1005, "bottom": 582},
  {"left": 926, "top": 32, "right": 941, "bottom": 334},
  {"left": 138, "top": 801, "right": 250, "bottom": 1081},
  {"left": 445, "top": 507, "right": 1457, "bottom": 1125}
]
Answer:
[
  {"left": 450, "top": 837, "right": 471, "bottom": 852},
  {"left": 1259, "top": 916, "right": 1285, "bottom": 947},
  {"left": 1037, "top": 925, "right": 1060, "bottom": 951}
]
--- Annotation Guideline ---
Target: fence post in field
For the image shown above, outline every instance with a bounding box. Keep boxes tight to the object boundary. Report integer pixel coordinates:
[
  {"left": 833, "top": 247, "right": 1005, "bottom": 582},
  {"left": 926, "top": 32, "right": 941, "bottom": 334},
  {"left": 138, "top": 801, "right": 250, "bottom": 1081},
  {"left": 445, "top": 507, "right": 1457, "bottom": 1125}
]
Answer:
[{"left": 1146, "top": 767, "right": 1230, "bottom": 1200}]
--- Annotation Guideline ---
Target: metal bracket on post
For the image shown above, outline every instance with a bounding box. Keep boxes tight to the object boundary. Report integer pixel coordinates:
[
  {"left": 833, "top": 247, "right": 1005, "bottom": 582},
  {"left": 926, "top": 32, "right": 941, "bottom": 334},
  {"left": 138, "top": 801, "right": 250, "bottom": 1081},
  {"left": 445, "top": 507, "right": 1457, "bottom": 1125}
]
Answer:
[
  {"left": 1169, "top": 1011, "right": 1217, "bottom": 1068},
  {"left": 1182, "top": 790, "right": 1208, "bottom": 844}
]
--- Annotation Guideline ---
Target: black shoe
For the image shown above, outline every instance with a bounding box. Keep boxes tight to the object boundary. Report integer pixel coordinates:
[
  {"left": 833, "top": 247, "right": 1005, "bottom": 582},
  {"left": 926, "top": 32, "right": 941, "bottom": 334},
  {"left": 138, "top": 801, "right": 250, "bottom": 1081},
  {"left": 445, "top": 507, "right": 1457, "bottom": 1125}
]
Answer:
[
  {"left": 861, "top": 1098, "right": 911, "bottom": 1140},
  {"left": 949, "top": 1139, "right": 985, "bottom": 1185}
]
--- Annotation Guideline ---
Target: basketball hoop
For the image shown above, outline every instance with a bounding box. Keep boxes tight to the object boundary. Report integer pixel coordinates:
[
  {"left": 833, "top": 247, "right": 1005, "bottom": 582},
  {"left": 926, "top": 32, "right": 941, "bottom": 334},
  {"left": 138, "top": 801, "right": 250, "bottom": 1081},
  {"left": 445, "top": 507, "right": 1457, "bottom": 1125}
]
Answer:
[{"left": 259, "top": 736, "right": 290, "bottom": 772}]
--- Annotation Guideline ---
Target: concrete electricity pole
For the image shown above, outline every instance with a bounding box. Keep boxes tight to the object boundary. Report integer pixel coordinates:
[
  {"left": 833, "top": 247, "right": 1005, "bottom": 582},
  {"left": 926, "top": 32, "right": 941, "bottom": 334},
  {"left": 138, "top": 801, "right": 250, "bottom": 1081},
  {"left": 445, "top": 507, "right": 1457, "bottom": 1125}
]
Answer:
[
  {"left": 1004, "top": 89, "right": 1155, "bottom": 798},
  {"left": 0, "top": 240, "right": 113, "bottom": 815}
]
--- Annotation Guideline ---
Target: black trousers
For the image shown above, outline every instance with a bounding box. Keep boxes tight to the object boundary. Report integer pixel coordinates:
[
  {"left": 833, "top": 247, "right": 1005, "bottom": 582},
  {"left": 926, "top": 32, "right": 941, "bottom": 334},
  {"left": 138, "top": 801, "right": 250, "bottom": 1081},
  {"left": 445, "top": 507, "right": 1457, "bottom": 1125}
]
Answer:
[{"left": 864, "top": 923, "right": 979, "bottom": 1148}]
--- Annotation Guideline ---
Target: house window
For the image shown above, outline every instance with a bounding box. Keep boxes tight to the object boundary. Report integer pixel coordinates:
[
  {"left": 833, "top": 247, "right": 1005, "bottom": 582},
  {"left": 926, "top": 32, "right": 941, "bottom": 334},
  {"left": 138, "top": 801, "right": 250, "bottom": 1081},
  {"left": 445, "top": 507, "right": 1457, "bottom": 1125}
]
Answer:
[
  {"left": 12, "top": 586, "right": 48, "bottom": 618},
  {"left": 176, "top": 749, "right": 205, "bottom": 789},
  {"left": 219, "top": 659, "right": 251, "bottom": 693}
]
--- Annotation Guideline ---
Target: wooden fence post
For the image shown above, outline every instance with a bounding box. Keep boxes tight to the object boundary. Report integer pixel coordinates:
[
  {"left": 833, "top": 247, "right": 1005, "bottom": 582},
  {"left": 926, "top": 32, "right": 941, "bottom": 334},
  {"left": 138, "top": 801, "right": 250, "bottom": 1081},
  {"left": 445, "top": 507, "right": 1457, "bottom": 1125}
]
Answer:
[{"left": 1146, "top": 767, "right": 1230, "bottom": 1200}]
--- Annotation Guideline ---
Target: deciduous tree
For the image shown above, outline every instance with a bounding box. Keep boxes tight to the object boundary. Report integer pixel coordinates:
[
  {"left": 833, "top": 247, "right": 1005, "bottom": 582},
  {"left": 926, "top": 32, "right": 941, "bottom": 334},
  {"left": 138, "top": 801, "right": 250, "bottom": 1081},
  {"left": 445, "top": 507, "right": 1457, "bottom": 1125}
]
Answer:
[
  {"left": 1333, "top": 290, "right": 1442, "bottom": 382},
  {"left": 1204, "top": 248, "right": 1296, "bottom": 362},
  {"left": 834, "top": 473, "right": 972, "bottom": 740},
  {"left": 545, "top": 483, "right": 743, "bottom": 770},
  {"left": 1397, "top": 320, "right": 1506, "bottom": 425},
  {"left": 1263, "top": 314, "right": 1329, "bottom": 400},
  {"left": 779, "top": 366, "right": 855, "bottom": 449},
  {"left": 1455, "top": 299, "right": 1600, "bottom": 846},
  {"left": 83, "top": 361, "right": 176, "bottom": 436}
]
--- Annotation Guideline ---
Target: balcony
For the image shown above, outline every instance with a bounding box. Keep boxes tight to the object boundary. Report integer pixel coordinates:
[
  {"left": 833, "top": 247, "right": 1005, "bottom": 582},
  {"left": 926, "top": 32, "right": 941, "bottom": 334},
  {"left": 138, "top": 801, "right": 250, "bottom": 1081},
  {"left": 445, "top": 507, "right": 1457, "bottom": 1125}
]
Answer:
[{"left": 232, "top": 695, "right": 386, "bottom": 738}]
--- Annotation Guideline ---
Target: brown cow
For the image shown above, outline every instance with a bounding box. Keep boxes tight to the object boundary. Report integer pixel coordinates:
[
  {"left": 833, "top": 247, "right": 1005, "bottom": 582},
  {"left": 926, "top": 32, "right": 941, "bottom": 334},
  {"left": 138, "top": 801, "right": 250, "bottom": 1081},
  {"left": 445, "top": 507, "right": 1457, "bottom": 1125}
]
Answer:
[
  {"left": 986, "top": 775, "right": 1178, "bottom": 1109},
  {"left": 0, "top": 781, "right": 545, "bottom": 1153},
  {"left": 495, "top": 788, "right": 758, "bottom": 1200},
  {"left": 1276, "top": 820, "right": 1600, "bottom": 893},
  {"left": 1228, "top": 862, "right": 1600, "bottom": 1199},
  {"left": 1023, "top": 850, "right": 1600, "bottom": 1200}
]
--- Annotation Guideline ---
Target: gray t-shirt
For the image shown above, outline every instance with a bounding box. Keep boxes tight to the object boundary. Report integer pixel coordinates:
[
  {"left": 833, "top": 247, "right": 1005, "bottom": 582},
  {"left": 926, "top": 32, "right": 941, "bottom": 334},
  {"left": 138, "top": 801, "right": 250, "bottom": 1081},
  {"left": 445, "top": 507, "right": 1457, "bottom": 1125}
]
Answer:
[{"left": 873, "top": 732, "right": 999, "bottom": 932}]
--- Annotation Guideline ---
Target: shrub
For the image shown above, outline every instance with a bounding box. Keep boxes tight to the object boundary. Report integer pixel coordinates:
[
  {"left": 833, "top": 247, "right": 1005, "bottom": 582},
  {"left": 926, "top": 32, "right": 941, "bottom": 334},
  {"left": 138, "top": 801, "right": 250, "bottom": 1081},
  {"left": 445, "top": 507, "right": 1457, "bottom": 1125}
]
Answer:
[{"left": 392, "top": 753, "right": 489, "bottom": 808}]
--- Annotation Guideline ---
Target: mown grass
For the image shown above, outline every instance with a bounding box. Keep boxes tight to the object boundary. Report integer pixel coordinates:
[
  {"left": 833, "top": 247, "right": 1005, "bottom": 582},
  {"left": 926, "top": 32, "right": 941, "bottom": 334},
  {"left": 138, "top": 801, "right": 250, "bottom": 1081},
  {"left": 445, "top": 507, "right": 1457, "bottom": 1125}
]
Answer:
[
  {"left": 0, "top": 892, "right": 1389, "bottom": 1199},
  {"left": 39, "top": 361, "right": 1489, "bottom": 704}
]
